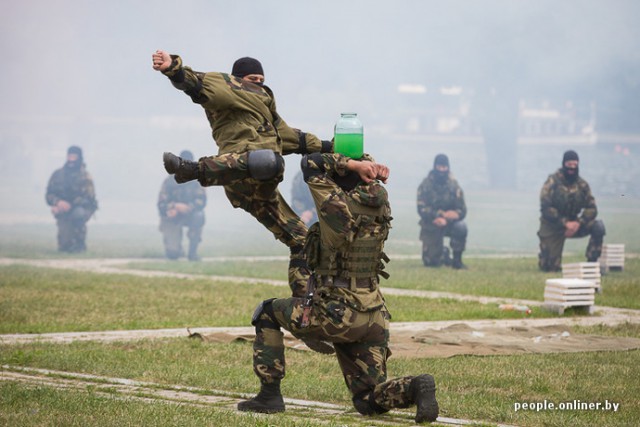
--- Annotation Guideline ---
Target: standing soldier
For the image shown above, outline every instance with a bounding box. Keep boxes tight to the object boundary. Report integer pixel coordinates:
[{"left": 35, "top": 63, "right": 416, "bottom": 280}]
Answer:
[
  {"left": 237, "top": 152, "right": 439, "bottom": 424},
  {"left": 45, "top": 146, "right": 98, "bottom": 252},
  {"left": 538, "top": 150, "right": 605, "bottom": 272},
  {"left": 152, "top": 50, "right": 332, "bottom": 298},
  {"left": 417, "top": 154, "right": 468, "bottom": 269},
  {"left": 157, "top": 150, "right": 207, "bottom": 261}
]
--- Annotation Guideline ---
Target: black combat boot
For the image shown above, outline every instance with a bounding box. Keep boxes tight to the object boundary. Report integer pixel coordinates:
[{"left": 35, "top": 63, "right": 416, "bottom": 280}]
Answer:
[
  {"left": 237, "top": 382, "right": 285, "bottom": 413},
  {"left": 441, "top": 247, "right": 452, "bottom": 267},
  {"left": 410, "top": 374, "right": 439, "bottom": 423},
  {"left": 452, "top": 251, "right": 467, "bottom": 270},
  {"left": 163, "top": 152, "right": 200, "bottom": 183},
  {"left": 187, "top": 240, "right": 200, "bottom": 262}
]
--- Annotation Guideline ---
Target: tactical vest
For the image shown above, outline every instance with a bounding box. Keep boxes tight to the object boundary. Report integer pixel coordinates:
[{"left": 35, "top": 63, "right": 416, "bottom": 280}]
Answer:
[{"left": 307, "top": 197, "right": 391, "bottom": 280}]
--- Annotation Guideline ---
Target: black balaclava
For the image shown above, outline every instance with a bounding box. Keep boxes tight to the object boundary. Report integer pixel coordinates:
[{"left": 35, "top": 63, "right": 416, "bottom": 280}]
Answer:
[
  {"left": 231, "top": 57, "right": 264, "bottom": 84},
  {"left": 65, "top": 145, "right": 83, "bottom": 171},
  {"left": 180, "top": 150, "right": 194, "bottom": 161},
  {"left": 433, "top": 153, "right": 450, "bottom": 184},
  {"left": 561, "top": 150, "right": 579, "bottom": 183}
]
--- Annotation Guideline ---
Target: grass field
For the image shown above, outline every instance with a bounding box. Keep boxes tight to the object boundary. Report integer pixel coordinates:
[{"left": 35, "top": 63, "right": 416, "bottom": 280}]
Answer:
[{"left": 1, "top": 190, "right": 639, "bottom": 426}]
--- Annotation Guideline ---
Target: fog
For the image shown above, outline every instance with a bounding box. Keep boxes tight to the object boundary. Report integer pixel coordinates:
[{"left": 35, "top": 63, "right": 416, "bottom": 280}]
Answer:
[{"left": 1, "top": 0, "right": 639, "bottom": 236}]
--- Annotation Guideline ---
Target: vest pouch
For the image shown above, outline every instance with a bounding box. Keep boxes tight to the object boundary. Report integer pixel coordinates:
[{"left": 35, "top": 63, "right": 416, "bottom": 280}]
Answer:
[{"left": 303, "top": 222, "right": 322, "bottom": 270}]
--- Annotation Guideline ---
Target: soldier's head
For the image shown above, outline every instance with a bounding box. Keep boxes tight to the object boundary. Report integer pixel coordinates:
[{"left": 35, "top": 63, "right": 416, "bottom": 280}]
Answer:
[
  {"left": 65, "top": 145, "right": 83, "bottom": 170},
  {"left": 561, "top": 150, "right": 579, "bottom": 183},
  {"left": 232, "top": 57, "right": 265, "bottom": 86},
  {"left": 180, "top": 150, "right": 194, "bottom": 161},
  {"left": 432, "top": 153, "right": 449, "bottom": 183}
]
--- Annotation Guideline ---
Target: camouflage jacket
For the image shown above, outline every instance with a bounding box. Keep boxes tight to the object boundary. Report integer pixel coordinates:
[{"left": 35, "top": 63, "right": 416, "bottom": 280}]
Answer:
[
  {"left": 304, "top": 153, "right": 390, "bottom": 312},
  {"left": 45, "top": 165, "right": 98, "bottom": 213},
  {"left": 416, "top": 171, "right": 466, "bottom": 225},
  {"left": 157, "top": 176, "right": 207, "bottom": 219},
  {"left": 539, "top": 169, "right": 597, "bottom": 228},
  {"left": 161, "top": 55, "right": 325, "bottom": 156}
]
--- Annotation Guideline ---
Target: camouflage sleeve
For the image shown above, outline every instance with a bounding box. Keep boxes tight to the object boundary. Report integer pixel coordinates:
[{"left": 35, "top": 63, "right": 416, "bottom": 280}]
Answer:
[
  {"left": 278, "top": 123, "right": 329, "bottom": 155},
  {"left": 161, "top": 55, "right": 209, "bottom": 104},
  {"left": 540, "top": 174, "right": 562, "bottom": 224},
  {"left": 45, "top": 170, "right": 62, "bottom": 206},
  {"left": 306, "top": 172, "right": 355, "bottom": 251},
  {"left": 416, "top": 179, "right": 436, "bottom": 222},
  {"left": 454, "top": 183, "right": 467, "bottom": 221},
  {"left": 578, "top": 181, "right": 597, "bottom": 225},
  {"left": 191, "top": 185, "right": 207, "bottom": 211},
  {"left": 76, "top": 172, "right": 98, "bottom": 213},
  {"left": 157, "top": 178, "right": 171, "bottom": 216}
]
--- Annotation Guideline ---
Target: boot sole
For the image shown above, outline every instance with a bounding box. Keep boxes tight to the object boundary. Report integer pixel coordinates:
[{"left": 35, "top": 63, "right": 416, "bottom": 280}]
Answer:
[
  {"left": 414, "top": 374, "right": 439, "bottom": 423},
  {"left": 237, "top": 401, "right": 285, "bottom": 414}
]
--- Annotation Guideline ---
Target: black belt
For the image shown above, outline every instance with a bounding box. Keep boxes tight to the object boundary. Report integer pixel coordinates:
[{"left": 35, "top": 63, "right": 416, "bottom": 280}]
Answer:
[{"left": 325, "top": 276, "right": 376, "bottom": 289}]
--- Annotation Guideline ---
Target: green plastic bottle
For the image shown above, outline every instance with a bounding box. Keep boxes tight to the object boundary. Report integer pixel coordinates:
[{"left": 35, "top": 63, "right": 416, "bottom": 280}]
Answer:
[{"left": 334, "top": 112, "right": 363, "bottom": 159}]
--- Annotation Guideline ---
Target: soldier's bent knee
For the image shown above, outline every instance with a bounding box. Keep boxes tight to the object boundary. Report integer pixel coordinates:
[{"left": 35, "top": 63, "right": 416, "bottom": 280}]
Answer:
[
  {"left": 450, "top": 220, "right": 468, "bottom": 240},
  {"left": 247, "top": 149, "right": 284, "bottom": 181},
  {"left": 251, "top": 298, "right": 278, "bottom": 331},
  {"left": 591, "top": 220, "right": 606, "bottom": 239}
]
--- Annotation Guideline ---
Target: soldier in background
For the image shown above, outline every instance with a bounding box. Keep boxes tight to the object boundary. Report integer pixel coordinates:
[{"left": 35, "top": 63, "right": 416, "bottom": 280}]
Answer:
[
  {"left": 238, "top": 152, "right": 439, "bottom": 424},
  {"left": 538, "top": 150, "right": 605, "bottom": 272},
  {"left": 152, "top": 50, "right": 332, "bottom": 298},
  {"left": 45, "top": 146, "right": 98, "bottom": 252},
  {"left": 157, "top": 150, "right": 207, "bottom": 261},
  {"left": 290, "top": 170, "right": 317, "bottom": 226},
  {"left": 417, "top": 154, "right": 468, "bottom": 269}
]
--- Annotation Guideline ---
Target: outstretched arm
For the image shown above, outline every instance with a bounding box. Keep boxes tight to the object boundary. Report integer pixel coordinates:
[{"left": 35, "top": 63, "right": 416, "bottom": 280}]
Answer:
[
  {"left": 152, "top": 50, "right": 172, "bottom": 71},
  {"left": 151, "top": 49, "right": 207, "bottom": 103}
]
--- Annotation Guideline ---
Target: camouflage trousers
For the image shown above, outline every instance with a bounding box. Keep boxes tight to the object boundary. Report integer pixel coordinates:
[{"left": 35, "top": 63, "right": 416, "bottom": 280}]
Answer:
[
  {"left": 252, "top": 296, "right": 421, "bottom": 414},
  {"left": 198, "top": 152, "right": 309, "bottom": 296},
  {"left": 159, "top": 211, "right": 205, "bottom": 260},
  {"left": 55, "top": 206, "right": 91, "bottom": 252},
  {"left": 538, "top": 219, "right": 606, "bottom": 272},
  {"left": 420, "top": 220, "right": 467, "bottom": 266}
]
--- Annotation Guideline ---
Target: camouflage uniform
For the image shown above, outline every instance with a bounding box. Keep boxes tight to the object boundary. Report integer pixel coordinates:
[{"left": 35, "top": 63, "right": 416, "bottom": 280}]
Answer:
[
  {"left": 160, "top": 55, "right": 331, "bottom": 296},
  {"left": 45, "top": 161, "right": 97, "bottom": 252},
  {"left": 248, "top": 153, "right": 437, "bottom": 418},
  {"left": 417, "top": 171, "right": 467, "bottom": 267},
  {"left": 157, "top": 176, "right": 207, "bottom": 260},
  {"left": 538, "top": 169, "right": 605, "bottom": 271}
]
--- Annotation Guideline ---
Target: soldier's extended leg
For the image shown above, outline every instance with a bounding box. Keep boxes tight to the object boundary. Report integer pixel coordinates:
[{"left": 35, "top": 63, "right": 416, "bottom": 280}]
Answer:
[
  {"left": 186, "top": 211, "right": 205, "bottom": 261},
  {"left": 572, "top": 219, "right": 606, "bottom": 262},
  {"left": 224, "top": 183, "right": 310, "bottom": 297},
  {"left": 421, "top": 226, "right": 444, "bottom": 267},
  {"left": 163, "top": 149, "right": 284, "bottom": 185},
  {"left": 448, "top": 220, "right": 468, "bottom": 270},
  {"left": 538, "top": 228, "right": 565, "bottom": 272}
]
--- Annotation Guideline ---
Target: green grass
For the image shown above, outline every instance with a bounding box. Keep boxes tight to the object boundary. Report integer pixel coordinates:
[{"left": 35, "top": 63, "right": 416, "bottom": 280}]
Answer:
[
  {"left": 2, "top": 324, "right": 639, "bottom": 427},
  {"left": 1, "top": 264, "right": 566, "bottom": 335},
  {"left": 124, "top": 256, "right": 640, "bottom": 310}
]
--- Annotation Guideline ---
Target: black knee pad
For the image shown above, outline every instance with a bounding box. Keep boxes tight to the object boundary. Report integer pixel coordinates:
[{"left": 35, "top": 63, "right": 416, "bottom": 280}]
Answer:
[
  {"left": 247, "top": 149, "right": 284, "bottom": 181},
  {"left": 591, "top": 219, "right": 606, "bottom": 239},
  {"left": 251, "top": 298, "right": 278, "bottom": 331},
  {"left": 190, "top": 210, "right": 205, "bottom": 228},
  {"left": 450, "top": 220, "right": 468, "bottom": 240},
  {"left": 301, "top": 153, "right": 325, "bottom": 182}
]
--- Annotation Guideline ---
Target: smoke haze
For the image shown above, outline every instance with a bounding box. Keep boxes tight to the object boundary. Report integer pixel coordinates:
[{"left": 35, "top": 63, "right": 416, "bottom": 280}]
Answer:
[{"left": 1, "top": 1, "right": 638, "bottom": 249}]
